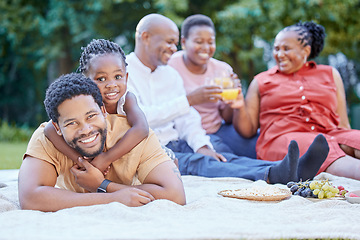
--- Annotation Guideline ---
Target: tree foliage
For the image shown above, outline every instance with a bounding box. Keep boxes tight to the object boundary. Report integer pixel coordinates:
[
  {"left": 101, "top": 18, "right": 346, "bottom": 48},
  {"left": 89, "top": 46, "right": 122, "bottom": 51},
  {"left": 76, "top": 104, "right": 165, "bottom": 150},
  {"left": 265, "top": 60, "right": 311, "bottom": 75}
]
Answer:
[{"left": 1, "top": 0, "right": 360, "bottom": 127}]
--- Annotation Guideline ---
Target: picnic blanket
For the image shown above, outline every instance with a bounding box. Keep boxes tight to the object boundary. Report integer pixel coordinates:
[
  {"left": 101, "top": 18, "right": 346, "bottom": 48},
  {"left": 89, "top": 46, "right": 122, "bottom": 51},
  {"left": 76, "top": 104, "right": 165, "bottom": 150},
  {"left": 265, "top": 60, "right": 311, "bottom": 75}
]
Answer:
[{"left": 0, "top": 169, "right": 360, "bottom": 240}]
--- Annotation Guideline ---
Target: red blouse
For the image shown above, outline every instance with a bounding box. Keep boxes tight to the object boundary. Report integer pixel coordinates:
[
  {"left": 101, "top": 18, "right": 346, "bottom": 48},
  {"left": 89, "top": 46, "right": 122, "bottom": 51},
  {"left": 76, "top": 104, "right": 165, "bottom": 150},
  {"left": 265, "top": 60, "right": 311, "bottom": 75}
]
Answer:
[{"left": 255, "top": 61, "right": 360, "bottom": 172}]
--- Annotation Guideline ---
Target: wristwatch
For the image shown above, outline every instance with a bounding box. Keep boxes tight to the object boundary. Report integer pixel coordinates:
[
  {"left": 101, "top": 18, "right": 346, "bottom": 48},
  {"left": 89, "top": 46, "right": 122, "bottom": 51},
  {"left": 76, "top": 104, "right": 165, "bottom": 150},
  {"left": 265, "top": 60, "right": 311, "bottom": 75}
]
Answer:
[{"left": 97, "top": 179, "right": 112, "bottom": 193}]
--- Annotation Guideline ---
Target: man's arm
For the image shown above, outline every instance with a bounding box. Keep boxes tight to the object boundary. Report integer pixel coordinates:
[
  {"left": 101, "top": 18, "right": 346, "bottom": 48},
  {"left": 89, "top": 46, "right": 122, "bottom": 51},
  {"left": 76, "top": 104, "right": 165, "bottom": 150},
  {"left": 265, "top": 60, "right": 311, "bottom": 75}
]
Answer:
[
  {"left": 72, "top": 159, "right": 186, "bottom": 205},
  {"left": 103, "top": 161, "right": 186, "bottom": 205},
  {"left": 174, "top": 107, "right": 212, "bottom": 152},
  {"left": 134, "top": 160, "right": 186, "bottom": 205},
  {"left": 18, "top": 157, "right": 155, "bottom": 212}
]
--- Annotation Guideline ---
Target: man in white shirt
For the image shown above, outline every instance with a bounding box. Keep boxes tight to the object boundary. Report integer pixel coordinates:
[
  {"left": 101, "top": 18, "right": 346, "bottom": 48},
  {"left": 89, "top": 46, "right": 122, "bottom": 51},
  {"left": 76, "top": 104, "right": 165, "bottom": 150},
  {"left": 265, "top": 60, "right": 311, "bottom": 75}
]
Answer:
[{"left": 126, "top": 13, "right": 330, "bottom": 184}]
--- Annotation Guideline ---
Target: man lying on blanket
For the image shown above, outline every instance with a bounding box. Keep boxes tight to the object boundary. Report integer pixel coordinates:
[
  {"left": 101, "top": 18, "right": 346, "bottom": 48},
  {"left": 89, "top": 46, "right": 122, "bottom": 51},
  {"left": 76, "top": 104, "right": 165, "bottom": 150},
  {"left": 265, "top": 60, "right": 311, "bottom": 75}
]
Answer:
[{"left": 18, "top": 73, "right": 185, "bottom": 212}]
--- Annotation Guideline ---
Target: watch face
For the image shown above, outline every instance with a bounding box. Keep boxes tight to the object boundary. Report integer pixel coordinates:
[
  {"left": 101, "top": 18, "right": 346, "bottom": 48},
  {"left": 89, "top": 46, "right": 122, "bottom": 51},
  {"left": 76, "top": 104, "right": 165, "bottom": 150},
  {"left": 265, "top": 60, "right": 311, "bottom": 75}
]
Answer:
[
  {"left": 97, "top": 179, "right": 111, "bottom": 193},
  {"left": 97, "top": 187, "right": 106, "bottom": 193}
]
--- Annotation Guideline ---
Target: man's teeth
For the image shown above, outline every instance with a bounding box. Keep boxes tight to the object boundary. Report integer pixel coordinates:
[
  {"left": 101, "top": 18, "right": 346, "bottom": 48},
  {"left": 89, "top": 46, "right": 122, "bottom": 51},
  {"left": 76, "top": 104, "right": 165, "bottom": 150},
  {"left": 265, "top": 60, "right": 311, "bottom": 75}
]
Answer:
[
  {"left": 199, "top": 53, "right": 209, "bottom": 58},
  {"left": 80, "top": 135, "right": 96, "bottom": 143}
]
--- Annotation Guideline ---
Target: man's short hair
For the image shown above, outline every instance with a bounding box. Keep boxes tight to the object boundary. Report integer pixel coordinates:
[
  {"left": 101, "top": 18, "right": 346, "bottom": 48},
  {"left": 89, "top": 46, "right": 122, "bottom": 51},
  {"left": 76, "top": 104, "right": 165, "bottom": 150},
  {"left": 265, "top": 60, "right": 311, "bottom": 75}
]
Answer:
[{"left": 44, "top": 73, "right": 103, "bottom": 123}]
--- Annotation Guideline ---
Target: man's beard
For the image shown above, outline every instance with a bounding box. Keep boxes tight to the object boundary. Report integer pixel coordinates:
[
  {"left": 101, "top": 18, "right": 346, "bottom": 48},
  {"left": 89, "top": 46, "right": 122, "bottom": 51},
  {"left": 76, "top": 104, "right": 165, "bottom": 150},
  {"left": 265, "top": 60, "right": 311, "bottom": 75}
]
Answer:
[{"left": 70, "top": 128, "right": 107, "bottom": 158}]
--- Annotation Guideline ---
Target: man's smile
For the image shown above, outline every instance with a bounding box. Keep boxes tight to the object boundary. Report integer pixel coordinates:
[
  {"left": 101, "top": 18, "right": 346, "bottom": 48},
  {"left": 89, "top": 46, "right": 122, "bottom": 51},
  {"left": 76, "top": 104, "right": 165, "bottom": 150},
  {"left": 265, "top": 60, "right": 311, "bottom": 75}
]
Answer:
[{"left": 79, "top": 133, "right": 99, "bottom": 144}]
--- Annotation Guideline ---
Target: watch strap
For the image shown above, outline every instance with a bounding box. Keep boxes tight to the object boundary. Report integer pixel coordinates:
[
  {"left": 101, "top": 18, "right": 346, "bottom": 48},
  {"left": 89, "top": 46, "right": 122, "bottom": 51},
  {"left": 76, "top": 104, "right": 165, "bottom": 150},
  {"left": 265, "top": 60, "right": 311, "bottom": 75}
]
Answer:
[{"left": 97, "top": 179, "right": 112, "bottom": 193}]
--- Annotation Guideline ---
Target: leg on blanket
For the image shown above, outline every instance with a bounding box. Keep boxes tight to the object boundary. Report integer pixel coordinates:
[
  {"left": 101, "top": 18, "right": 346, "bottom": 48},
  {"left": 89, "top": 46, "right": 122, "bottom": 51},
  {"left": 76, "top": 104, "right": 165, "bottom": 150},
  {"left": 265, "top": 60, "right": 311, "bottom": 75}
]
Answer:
[
  {"left": 168, "top": 135, "right": 329, "bottom": 184},
  {"left": 268, "top": 140, "right": 299, "bottom": 184},
  {"left": 268, "top": 134, "right": 329, "bottom": 184},
  {"left": 297, "top": 133, "right": 329, "bottom": 181}
]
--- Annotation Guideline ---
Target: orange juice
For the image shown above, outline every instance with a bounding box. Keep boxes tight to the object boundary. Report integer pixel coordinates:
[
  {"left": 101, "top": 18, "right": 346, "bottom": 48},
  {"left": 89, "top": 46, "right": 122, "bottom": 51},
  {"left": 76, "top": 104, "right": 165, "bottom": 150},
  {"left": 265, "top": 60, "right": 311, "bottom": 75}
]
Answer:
[
  {"left": 213, "top": 77, "right": 233, "bottom": 88},
  {"left": 221, "top": 77, "right": 233, "bottom": 88},
  {"left": 221, "top": 88, "right": 239, "bottom": 100},
  {"left": 214, "top": 77, "right": 222, "bottom": 86}
]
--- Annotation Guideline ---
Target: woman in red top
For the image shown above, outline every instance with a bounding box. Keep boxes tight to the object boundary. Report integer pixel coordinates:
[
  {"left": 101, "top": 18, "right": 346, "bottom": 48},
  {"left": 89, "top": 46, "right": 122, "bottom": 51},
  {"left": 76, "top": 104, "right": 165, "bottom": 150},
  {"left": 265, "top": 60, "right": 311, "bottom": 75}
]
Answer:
[{"left": 232, "top": 21, "right": 360, "bottom": 180}]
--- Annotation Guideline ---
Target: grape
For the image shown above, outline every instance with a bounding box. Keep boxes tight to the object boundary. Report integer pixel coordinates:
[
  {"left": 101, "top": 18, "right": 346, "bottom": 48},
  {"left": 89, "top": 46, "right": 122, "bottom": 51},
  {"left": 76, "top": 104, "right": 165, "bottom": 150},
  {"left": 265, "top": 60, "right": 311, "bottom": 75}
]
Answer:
[
  {"left": 330, "top": 186, "right": 339, "bottom": 194},
  {"left": 287, "top": 181, "right": 296, "bottom": 188},
  {"left": 303, "top": 188, "right": 312, "bottom": 197},
  {"left": 299, "top": 188, "right": 311, "bottom": 197},
  {"left": 326, "top": 192, "right": 335, "bottom": 198},
  {"left": 340, "top": 189, "right": 348, "bottom": 196},
  {"left": 286, "top": 179, "right": 347, "bottom": 199},
  {"left": 322, "top": 183, "right": 330, "bottom": 191},
  {"left": 294, "top": 190, "right": 301, "bottom": 196},
  {"left": 313, "top": 188, "right": 320, "bottom": 195},
  {"left": 290, "top": 184, "right": 299, "bottom": 193},
  {"left": 309, "top": 181, "right": 316, "bottom": 190},
  {"left": 310, "top": 191, "right": 317, "bottom": 198}
]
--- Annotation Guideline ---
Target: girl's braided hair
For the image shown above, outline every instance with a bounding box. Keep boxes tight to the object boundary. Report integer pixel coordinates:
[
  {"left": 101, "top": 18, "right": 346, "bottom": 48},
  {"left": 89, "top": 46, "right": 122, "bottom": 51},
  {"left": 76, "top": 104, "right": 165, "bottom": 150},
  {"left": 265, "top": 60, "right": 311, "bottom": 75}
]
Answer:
[
  {"left": 282, "top": 21, "right": 326, "bottom": 59},
  {"left": 78, "top": 39, "right": 127, "bottom": 74}
]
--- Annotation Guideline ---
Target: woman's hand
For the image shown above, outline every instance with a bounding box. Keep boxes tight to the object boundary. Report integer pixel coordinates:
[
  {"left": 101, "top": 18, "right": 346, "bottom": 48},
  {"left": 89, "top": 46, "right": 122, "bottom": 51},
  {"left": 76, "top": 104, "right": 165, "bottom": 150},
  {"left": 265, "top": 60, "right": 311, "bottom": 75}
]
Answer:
[
  {"left": 187, "top": 85, "right": 222, "bottom": 106},
  {"left": 226, "top": 90, "right": 245, "bottom": 109}
]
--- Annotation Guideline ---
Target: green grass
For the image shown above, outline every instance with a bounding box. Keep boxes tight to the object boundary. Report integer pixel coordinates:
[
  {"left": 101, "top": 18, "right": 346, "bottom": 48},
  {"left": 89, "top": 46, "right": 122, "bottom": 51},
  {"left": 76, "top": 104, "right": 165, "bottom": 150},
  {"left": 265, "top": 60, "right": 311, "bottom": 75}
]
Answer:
[{"left": 0, "top": 142, "right": 28, "bottom": 169}]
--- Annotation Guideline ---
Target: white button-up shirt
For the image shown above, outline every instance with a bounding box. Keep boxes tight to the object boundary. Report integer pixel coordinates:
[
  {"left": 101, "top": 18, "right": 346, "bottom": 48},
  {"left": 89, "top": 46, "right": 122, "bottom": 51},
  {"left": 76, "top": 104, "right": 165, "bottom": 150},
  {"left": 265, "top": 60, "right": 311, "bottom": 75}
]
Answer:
[{"left": 126, "top": 52, "right": 212, "bottom": 152}]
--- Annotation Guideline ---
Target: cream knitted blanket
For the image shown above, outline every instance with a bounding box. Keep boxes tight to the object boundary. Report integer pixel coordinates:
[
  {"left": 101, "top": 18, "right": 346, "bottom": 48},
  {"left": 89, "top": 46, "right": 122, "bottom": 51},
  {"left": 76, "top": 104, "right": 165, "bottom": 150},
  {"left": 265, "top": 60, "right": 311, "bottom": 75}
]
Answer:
[{"left": 0, "top": 170, "right": 359, "bottom": 240}]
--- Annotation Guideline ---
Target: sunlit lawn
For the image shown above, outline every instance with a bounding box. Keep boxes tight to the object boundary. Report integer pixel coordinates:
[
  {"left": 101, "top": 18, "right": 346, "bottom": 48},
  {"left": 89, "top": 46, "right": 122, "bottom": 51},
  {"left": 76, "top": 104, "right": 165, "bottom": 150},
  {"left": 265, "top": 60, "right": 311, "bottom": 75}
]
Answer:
[{"left": 0, "top": 142, "right": 27, "bottom": 169}]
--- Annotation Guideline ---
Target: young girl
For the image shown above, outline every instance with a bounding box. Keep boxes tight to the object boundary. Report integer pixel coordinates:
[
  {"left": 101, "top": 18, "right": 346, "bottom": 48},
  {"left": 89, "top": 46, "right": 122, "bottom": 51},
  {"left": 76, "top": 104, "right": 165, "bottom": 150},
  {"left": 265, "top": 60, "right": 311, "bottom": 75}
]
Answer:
[{"left": 45, "top": 39, "right": 164, "bottom": 173}]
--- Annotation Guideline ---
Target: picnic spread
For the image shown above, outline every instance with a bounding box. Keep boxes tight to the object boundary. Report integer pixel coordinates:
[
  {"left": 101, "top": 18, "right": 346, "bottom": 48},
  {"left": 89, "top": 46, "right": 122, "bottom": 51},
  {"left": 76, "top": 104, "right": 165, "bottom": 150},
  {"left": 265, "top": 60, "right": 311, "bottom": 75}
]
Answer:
[{"left": 1, "top": 169, "right": 360, "bottom": 240}]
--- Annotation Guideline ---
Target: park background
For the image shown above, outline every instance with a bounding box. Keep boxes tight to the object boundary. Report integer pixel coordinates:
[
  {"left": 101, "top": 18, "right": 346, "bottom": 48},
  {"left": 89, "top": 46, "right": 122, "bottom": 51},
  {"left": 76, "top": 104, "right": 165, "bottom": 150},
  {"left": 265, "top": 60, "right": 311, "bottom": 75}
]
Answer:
[{"left": 1, "top": 0, "right": 360, "bottom": 169}]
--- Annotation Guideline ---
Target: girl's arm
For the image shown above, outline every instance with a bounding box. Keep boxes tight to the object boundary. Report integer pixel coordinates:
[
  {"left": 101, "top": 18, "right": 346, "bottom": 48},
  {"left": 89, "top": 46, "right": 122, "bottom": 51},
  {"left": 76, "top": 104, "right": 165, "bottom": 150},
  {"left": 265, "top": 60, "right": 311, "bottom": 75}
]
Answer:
[
  {"left": 332, "top": 67, "right": 351, "bottom": 129},
  {"left": 121, "top": 91, "right": 149, "bottom": 146},
  {"left": 93, "top": 92, "right": 149, "bottom": 169},
  {"left": 44, "top": 121, "right": 82, "bottom": 165}
]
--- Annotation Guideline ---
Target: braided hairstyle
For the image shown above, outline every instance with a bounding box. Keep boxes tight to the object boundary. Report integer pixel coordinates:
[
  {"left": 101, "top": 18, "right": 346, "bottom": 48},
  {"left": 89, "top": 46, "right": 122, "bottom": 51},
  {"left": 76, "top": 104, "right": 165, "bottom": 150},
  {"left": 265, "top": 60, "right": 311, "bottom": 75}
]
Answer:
[
  {"left": 44, "top": 73, "right": 103, "bottom": 123},
  {"left": 282, "top": 21, "right": 325, "bottom": 59},
  {"left": 181, "top": 14, "right": 215, "bottom": 38},
  {"left": 78, "top": 39, "right": 127, "bottom": 74}
]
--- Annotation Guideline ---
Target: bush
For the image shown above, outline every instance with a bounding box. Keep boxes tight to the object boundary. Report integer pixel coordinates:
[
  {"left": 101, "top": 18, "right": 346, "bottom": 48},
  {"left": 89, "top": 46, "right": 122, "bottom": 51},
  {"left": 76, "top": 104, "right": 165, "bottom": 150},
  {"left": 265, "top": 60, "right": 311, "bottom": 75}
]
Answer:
[{"left": 0, "top": 120, "right": 34, "bottom": 142}]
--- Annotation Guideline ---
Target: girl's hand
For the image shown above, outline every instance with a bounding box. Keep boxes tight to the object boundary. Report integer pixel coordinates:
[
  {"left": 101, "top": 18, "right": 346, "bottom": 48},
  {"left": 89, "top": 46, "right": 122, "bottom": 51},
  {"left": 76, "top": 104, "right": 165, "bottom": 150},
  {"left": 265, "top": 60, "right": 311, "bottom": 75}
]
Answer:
[{"left": 89, "top": 153, "right": 111, "bottom": 175}]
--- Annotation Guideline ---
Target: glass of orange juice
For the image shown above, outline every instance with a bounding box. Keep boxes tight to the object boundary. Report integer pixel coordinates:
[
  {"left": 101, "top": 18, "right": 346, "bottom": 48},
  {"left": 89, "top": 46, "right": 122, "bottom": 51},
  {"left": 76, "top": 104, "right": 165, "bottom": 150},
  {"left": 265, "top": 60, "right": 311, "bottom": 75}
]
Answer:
[
  {"left": 212, "top": 74, "right": 240, "bottom": 101},
  {"left": 221, "top": 88, "right": 239, "bottom": 100}
]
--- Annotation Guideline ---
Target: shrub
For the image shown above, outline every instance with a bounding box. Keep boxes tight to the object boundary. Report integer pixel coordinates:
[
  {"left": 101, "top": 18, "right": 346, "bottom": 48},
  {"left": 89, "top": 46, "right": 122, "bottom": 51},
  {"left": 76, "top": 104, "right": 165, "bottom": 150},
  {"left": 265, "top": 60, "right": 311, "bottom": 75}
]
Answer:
[{"left": 0, "top": 120, "right": 34, "bottom": 142}]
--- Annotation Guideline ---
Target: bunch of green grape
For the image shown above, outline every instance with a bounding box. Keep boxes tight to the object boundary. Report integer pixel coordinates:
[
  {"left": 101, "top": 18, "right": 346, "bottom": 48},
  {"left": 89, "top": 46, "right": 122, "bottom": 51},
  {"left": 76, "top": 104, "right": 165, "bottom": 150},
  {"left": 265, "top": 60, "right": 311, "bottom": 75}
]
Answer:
[{"left": 287, "top": 180, "right": 346, "bottom": 199}]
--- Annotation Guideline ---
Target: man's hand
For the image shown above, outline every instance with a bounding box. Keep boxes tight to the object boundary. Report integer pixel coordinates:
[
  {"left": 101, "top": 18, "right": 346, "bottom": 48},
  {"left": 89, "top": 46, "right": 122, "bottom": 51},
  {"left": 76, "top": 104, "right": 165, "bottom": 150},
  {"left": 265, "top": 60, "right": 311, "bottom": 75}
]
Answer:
[
  {"left": 71, "top": 158, "right": 155, "bottom": 206},
  {"left": 187, "top": 85, "right": 222, "bottom": 106},
  {"left": 111, "top": 188, "right": 155, "bottom": 207},
  {"left": 196, "top": 146, "right": 227, "bottom": 162},
  {"left": 70, "top": 158, "right": 105, "bottom": 192}
]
